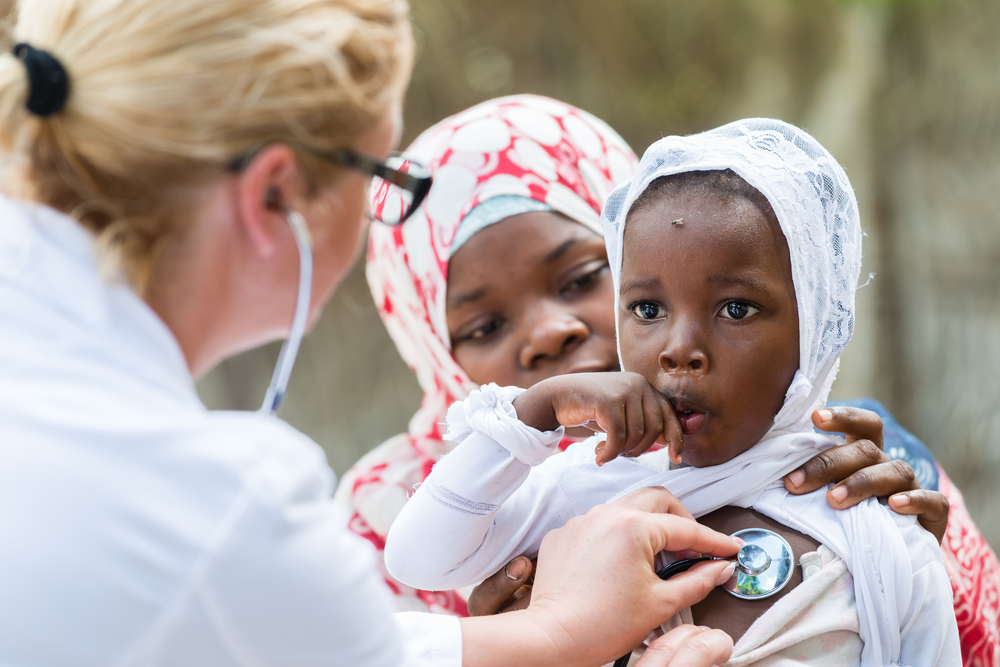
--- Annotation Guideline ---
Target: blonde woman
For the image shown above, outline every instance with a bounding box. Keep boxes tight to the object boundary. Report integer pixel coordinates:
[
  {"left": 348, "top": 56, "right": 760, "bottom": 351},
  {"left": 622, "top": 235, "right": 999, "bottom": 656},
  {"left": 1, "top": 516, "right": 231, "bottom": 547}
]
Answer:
[{"left": 0, "top": 0, "right": 744, "bottom": 666}]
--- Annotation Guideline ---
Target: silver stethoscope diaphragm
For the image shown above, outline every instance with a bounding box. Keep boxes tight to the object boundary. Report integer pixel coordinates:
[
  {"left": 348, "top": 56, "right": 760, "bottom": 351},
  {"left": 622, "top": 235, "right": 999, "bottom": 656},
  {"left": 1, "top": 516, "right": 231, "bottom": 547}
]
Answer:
[
  {"left": 615, "top": 527, "right": 797, "bottom": 667},
  {"left": 722, "top": 528, "right": 795, "bottom": 599}
]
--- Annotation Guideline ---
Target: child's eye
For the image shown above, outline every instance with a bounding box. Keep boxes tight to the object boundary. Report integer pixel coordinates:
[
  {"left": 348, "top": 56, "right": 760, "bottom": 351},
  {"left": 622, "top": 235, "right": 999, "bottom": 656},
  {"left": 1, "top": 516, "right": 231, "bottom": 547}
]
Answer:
[
  {"left": 631, "top": 302, "right": 665, "bottom": 320},
  {"left": 719, "top": 301, "right": 760, "bottom": 320}
]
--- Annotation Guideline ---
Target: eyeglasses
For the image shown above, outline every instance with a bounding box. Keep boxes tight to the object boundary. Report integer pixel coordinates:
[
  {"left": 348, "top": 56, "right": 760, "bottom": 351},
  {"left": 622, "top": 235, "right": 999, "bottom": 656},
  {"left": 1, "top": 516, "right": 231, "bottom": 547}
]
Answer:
[{"left": 228, "top": 147, "right": 432, "bottom": 226}]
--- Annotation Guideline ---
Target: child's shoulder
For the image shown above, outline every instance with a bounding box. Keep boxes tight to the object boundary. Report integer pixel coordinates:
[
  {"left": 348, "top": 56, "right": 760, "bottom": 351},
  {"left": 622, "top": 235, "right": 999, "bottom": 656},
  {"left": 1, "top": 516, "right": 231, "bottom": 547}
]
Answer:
[{"left": 691, "top": 506, "right": 822, "bottom": 643}]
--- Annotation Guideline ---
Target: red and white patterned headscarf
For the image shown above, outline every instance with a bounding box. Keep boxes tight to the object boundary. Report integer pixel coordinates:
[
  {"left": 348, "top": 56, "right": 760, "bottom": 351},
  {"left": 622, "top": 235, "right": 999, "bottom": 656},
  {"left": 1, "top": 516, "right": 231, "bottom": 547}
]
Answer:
[{"left": 335, "top": 95, "right": 637, "bottom": 614}]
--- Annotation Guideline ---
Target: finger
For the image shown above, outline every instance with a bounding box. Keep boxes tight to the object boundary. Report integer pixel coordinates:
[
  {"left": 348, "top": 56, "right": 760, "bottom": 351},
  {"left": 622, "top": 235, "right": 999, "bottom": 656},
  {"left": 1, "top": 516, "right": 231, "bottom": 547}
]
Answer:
[
  {"left": 826, "top": 459, "right": 919, "bottom": 510},
  {"left": 641, "top": 512, "right": 742, "bottom": 557},
  {"left": 622, "top": 391, "right": 648, "bottom": 458},
  {"left": 625, "top": 390, "right": 666, "bottom": 458},
  {"left": 889, "top": 489, "right": 950, "bottom": 544},
  {"left": 642, "top": 627, "right": 734, "bottom": 667},
  {"left": 653, "top": 392, "right": 684, "bottom": 464},
  {"left": 596, "top": 401, "right": 628, "bottom": 466},
  {"left": 467, "top": 556, "right": 533, "bottom": 616},
  {"left": 812, "top": 406, "right": 883, "bottom": 448},
  {"left": 784, "top": 440, "right": 889, "bottom": 495},
  {"left": 612, "top": 486, "right": 696, "bottom": 521},
  {"left": 652, "top": 560, "right": 738, "bottom": 614},
  {"left": 503, "top": 584, "right": 533, "bottom": 612},
  {"left": 633, "top": 625, "right": 704, "bottom": 666}
]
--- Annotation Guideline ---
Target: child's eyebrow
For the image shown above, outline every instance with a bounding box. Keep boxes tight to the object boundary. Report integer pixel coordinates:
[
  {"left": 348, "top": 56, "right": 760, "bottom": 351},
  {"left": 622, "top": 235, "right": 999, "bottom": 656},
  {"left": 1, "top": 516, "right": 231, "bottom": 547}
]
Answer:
[
  {"left": 707, "top": 274, "right": 769, "bottom": 292},
  {"left": 621, "top": 277, "right": 661, "bottom": 292}
]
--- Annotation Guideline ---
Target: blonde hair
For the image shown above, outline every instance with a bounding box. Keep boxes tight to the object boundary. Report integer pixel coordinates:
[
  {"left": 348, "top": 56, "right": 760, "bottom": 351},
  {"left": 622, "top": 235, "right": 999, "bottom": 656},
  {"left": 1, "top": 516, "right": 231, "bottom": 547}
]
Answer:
[{"left": 0, "top": 0, "right": 413, "bottom": 291}]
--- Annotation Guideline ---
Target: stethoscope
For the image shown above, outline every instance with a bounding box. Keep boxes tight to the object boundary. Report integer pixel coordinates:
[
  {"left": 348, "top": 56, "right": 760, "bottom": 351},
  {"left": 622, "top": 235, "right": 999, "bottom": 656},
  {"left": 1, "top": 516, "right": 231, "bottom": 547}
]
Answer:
[
  {"left": 259, "top": 209, "right": 313, "bottom": 417},
  {"left": 613, "top": 528, "right": 795, "bottom": 667}
]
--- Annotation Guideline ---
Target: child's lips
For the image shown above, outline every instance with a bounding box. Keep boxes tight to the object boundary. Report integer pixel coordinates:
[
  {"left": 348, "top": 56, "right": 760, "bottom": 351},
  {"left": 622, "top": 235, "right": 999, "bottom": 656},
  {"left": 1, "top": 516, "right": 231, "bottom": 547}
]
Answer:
[
  {"left": 667, "top": 395, "right": 709, "bottom": 436},
  {"left": 677, "top": 410, "right": 707, "bottom": 436}
]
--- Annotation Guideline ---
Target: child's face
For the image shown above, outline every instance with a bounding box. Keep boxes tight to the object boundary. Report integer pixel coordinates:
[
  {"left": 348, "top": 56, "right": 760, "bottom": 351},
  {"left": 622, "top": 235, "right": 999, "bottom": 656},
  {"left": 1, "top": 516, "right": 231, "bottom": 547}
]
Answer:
[
  {"left": 619, "top": 189, "right": 800, "bottom": 467},
  {"left": 446, "top": 211, "right": 620, "bottom": 389}
]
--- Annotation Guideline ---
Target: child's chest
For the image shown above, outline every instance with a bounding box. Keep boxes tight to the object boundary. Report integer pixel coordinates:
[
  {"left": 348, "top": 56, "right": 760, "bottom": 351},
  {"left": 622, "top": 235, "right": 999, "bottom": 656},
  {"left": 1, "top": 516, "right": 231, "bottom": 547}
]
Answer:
[{"left": 691, "top": 506, "right": 821, "bottom": 643}]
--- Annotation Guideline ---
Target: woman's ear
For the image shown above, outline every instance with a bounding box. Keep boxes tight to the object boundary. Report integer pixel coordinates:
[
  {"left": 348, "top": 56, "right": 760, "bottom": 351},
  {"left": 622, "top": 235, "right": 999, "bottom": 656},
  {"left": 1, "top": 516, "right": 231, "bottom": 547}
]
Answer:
[{"left": 233, "top": 144, "right": 307, "bottom": 258}]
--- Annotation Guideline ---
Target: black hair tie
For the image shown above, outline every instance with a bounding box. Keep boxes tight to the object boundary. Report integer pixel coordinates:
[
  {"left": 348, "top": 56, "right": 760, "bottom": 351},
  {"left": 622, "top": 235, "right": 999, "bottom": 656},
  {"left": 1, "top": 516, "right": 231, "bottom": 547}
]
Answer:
[{"left": 13, "top": 43, "right": 69, "bottom": 117}]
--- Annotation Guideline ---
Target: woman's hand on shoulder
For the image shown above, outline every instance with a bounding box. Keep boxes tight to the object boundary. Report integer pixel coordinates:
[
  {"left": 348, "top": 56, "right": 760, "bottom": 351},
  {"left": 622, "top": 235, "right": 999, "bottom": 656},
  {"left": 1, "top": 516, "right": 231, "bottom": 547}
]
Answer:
[
  {"left": 783, "top": 405, "right": 950, "bottom": 542},
  {"left": 512, "top": 372, "right": 682, "bottom": 465}
]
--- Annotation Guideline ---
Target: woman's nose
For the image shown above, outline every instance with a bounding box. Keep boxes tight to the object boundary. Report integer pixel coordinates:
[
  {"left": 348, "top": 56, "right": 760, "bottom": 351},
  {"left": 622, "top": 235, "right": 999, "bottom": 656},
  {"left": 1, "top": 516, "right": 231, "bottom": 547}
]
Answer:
[
  {"left": 659, "top": 322, "right": 709, "bottom": 374},
  {"left": 519, "top": 307, "right": 590, "bottom": 370}
]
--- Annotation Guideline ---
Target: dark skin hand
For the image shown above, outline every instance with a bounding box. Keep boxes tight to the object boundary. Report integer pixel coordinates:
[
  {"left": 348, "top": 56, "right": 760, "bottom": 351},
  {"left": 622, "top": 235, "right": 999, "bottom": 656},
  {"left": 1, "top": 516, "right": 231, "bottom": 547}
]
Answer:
[{"left": 786, "top": 405, "right": 949, "bottom": 542}]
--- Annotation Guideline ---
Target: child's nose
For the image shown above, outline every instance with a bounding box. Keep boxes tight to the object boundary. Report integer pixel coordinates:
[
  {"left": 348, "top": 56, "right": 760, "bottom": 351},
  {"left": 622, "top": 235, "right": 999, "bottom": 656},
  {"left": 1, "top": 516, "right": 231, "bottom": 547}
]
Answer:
[
  {"left": 519, "top": 306, "right": 590, "bottom": 370},
  {"left": 659, "top": 326, "right": 709, "bottom": 374}
]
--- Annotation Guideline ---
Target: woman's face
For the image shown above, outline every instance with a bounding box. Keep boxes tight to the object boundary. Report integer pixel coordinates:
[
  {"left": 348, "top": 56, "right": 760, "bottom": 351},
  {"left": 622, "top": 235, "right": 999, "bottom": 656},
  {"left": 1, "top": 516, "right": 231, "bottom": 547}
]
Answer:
[{"left": 446, "top": 211, "right": 620, "bottom": 389}]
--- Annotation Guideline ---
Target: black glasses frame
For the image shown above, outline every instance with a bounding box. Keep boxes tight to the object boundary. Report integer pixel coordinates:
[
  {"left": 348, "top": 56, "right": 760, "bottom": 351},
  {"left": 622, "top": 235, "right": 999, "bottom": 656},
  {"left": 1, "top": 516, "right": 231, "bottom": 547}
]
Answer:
[{"left": 228, "top": 147, "right": 432, "bottom": 225}]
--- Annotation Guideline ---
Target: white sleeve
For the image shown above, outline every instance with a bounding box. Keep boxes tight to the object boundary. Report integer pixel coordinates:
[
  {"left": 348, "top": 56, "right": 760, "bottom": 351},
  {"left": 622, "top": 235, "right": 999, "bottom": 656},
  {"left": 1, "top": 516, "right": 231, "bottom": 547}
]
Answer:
[
  {"left": 897, "top": 520, "right": 962, "bottom": 666},
  {"left": 384, "top": 383, "right": 665, "bottom": 591},
  {"left": 395, "top": 612, "right": 462, "bottom": 667},
  {"left": 154, "top": 430, "right": 411, "bottom": 667}
]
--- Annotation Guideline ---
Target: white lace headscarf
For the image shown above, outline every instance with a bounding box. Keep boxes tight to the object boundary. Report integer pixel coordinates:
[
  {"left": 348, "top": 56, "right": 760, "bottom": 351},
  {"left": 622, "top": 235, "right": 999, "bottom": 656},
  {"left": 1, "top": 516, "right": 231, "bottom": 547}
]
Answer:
[
  {"left": 604, "top": 118, "right": 861, "bottom": 434},
  {"left": 603, "top": 119, "right": 941, "bottom": 666}
]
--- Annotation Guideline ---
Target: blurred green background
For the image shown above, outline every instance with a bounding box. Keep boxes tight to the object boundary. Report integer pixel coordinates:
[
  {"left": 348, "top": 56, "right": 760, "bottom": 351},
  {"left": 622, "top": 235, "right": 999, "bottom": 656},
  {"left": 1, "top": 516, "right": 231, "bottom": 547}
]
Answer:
[{"left": 198, "top": 0, "right": 1000, "bottom": 549}]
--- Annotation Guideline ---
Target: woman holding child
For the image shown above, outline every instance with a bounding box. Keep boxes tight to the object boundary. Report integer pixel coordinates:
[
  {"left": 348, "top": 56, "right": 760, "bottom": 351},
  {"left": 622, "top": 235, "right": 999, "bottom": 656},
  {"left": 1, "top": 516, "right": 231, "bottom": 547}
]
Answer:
[{"left": 339, "top": 95, "right": 1000, "bottom": 665}]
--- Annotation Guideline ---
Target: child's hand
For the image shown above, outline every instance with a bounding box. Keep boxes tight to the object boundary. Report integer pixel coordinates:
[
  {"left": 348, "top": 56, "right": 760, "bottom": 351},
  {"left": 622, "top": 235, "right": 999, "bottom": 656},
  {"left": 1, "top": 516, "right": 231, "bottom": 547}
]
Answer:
[{"left": 512, "top": 372, "right": 683, "bottom": 465}]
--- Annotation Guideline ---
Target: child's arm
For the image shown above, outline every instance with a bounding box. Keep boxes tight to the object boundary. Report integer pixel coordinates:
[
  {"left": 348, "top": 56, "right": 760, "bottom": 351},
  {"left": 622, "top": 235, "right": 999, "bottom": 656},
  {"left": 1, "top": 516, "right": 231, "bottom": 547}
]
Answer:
[{"left": 384, "top": 375, "right": 681, "bottom": 591}]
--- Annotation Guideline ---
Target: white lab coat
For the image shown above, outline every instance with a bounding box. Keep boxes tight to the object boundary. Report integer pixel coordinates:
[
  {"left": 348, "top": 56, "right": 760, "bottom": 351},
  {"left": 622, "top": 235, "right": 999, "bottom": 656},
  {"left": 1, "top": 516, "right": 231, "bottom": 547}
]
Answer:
[{"left": 0, "top": 197, "right": 461, "bottom": 667}]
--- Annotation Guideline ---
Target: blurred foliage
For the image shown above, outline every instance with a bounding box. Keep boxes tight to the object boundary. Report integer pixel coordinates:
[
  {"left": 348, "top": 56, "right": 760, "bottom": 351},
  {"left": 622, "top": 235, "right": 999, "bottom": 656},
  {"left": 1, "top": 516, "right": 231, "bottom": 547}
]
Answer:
[{"left": 404, "top": 0, "right": 843, "bottom": 149}]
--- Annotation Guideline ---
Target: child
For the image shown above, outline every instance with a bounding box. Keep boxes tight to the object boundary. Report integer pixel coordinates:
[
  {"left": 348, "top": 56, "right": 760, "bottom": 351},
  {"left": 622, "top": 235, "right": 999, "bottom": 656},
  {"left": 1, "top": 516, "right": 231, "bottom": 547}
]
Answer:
[{"left": 384, "top": 119, "right": 960, "bottom": 665}]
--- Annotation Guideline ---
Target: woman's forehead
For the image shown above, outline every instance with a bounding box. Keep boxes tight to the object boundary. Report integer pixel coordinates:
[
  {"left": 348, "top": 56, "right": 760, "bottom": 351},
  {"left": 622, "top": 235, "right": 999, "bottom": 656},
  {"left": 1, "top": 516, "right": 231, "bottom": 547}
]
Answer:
[{"left": 448, "top": 210, "right": 604, "bottom": 300}]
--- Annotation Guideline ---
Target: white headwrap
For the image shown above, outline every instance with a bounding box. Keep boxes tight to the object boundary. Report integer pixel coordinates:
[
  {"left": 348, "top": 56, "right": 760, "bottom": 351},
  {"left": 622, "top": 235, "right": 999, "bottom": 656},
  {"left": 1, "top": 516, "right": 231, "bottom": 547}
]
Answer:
[{"left": 602, "top": 119, "right": 939, "bottom": 666}]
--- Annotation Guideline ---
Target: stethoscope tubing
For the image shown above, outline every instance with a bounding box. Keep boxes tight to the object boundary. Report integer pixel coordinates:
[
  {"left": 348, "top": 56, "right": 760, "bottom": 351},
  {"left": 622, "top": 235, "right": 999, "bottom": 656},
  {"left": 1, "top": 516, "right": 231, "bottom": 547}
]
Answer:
[{"left": 260, "top": 210, "right": 314, "bottom": 416}]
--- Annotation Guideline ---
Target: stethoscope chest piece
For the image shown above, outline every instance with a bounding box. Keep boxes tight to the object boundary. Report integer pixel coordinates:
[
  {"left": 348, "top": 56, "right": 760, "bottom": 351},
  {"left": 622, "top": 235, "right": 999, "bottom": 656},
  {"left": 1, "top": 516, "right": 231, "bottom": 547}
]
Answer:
[{"left": 723, "top": 528, "right": 794, "bottom": 599}]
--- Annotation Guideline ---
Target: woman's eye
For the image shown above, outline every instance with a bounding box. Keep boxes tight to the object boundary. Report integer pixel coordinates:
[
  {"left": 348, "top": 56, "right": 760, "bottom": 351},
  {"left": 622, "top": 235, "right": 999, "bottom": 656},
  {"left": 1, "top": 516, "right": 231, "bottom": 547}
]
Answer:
[
  {"left": 563, "top": 264, "right": 608, "bottom": 293},
  {"left": 720, "top": 301, "right": 760, "bottom": 320},
  {"left": 463, "top": 319, "right": 504, "bottom": 341},
  {"left": 631, "top": 302, "right": 664, "bottom": 320}
]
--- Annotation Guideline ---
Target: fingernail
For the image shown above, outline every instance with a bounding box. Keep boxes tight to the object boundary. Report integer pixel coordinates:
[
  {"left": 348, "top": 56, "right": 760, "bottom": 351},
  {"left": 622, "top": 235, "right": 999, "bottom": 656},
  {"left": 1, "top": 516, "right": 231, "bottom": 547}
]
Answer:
[
  {"left": 732, "top": 536, "right": 745, "bottom": 547},
  {"left": 505, "top": 558, "right": 527, "bottom": 581},
  {"left": 817, "top": 409, "right": 833, "bottom": 423},
  {"left": 698, "top": 626, "right": 713, "bottom": 632},
  {"left": 892, "top": 493, "right": 910, "bottom": 507},
  {"left": 787, "top": 469, "right": 806, "bottom": 488},
  {"left": 830, "top": 485, "right": 848, "bottom": 503},
  {"left": 716, "top": 562, "right": 737, "bottom": 586}
]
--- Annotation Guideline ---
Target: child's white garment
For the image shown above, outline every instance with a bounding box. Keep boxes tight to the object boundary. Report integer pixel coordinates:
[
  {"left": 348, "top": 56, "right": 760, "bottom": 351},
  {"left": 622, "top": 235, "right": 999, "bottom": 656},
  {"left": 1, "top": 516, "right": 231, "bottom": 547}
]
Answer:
[
  {"left": 724, "top": 545, "right": 862, "bottom": 666},
  {"left": 386, "top": 384, "right": 959, "bottom": 666},
  {"left": 637, "top": 546, "right": 862, "bottom": 667}
]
